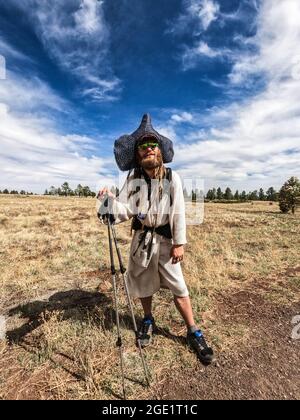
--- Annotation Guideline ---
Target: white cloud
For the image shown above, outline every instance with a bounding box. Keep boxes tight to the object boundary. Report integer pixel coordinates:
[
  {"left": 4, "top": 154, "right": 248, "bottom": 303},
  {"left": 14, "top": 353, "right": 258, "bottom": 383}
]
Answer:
[
  {"left": 74, "top": 0, "right": 103, "bottom": 33},
  {"left": 169, "top": 0, "right": 260, "bottom": 73},
  {"left": 217, "top": 0, "right": 259, "bottom": 25},
  {"left": 167, "top": 0, "right": 220, "bottom": 35},
  {"left": 0, "top": 38, "right": 32, "bottom": 63},
  {"left": 181, "top": 40, "right": 225, "bottom": 70},
  {"left": 12, "top": 0, "right": 121, "bottom": 102},
  {"left": 0, "top": 50, "right": 115, "bottom": 192},
  {"left": 155, "top": 124, "right": 179, "bottom": 143},
  {"left": 174, "top": 78, "right": 300, "bottom": 190},
  {"left": 229, "top": 0, "right": 300, "bottom": 85},
  {"left": 0, "top": 36, "right": 36, "bottom": 80},
  {"left": 170, "top": 0, "right": 300, "bottom": 191},
  {"left": 0, "top": 55, "right": 5, "bottom": 80},
  {"left": 195, "top": 0, "right": 220, "bottom": 31},
  {"left": 194, "top": 41, "right": 219, "bottom": 58},
  {"left": 171, "top": 112, "right": 193, "bottom": 123},
  {"left": 0, "top": 70, "right": 68, "bottom": 113},
  {"left": 0, "top": 102, "right": 116, "bottom": 192}
]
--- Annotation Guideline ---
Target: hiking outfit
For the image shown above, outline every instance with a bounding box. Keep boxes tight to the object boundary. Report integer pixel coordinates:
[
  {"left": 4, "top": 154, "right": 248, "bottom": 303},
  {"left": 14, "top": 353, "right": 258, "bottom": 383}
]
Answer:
[
  {"left": 98, "top": 114, "right": 214, "bottom": 363},
  {"left": 105, "top": 167, "right": 189, "bottom": 299},
  {"left": 99, "top": 114, "right": 189, "bottom": 299}
]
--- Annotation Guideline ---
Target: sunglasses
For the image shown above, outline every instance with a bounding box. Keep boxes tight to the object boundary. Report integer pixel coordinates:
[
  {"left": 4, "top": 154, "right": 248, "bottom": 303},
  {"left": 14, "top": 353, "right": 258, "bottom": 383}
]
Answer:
[{"left": 138, "top": 142, "right": 159, "bottom": 151}]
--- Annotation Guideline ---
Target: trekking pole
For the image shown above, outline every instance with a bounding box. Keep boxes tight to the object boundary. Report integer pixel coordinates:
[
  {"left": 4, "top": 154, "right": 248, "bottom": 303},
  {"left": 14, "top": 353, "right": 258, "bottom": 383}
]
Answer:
[
  {"left": 110, "top": 223, "right": 151, "bottom": 387},
  {"left": 106, "top": 214, "right": 126, "bottom": 400}
]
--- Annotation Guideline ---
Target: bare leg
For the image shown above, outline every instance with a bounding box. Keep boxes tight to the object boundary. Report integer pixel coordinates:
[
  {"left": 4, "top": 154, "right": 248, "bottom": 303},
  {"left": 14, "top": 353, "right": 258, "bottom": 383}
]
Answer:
[
  {"left": 174, "top": 295, "right": 196, "bottom": 328},
  {"left": 174, "top": 295, "right": 214, "bottom": 364},
  {"left": 140, "top": 296, "right": 153, "bottom": 317}
]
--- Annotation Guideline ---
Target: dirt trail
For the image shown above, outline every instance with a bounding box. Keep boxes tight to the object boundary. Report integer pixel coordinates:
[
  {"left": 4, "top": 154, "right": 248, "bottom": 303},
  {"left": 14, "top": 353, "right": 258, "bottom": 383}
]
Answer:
[
  {"left": 150, "top": 289, "right": 300, "bottom": 400},
  {"left": 0, "top": 275, "right": 299, "bottom": 400}
]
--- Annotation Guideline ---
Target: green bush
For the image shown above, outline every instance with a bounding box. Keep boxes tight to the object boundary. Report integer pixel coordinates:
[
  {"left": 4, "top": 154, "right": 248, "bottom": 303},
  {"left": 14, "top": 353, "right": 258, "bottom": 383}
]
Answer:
[{"left": 279, "top": 177, "right": 300, "bottom": 214}]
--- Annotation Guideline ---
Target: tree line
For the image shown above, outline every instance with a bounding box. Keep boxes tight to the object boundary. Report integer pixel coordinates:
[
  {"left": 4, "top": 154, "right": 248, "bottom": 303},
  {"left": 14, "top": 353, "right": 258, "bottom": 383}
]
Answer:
[
  {"left": 198, "top": 186, "right": 279, "bottom": 202},
  {"left": 1, "top": 177, "right": 299, "bottom": 214},
  {"left": 0, "top": 182, "right": 96, "bottom": 197},
  {"left": 0, "top": 189, "right": 35, "bottom": 195},
  {"left": 193, "top": 177, "right": 299, "bottom": 215},
  {"left": 44, "top": 182, "right": 96, "bottom": 197}
]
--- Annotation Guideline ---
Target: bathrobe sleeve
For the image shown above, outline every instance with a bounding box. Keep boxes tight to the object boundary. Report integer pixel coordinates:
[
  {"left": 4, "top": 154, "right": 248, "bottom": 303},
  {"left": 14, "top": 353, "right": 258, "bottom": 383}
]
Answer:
[
  {"left": 96, "top": 177, "right": 135, "bottom": 224},
  {"left": 169, "top": 171, "right": 187, "bottom": 245}
]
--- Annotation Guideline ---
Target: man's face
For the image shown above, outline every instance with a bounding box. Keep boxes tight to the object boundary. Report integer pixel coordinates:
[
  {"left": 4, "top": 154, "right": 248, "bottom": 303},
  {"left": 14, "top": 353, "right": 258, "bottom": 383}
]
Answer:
[{"left": 137, "top": 138, "right": 162, "bottom": 169}]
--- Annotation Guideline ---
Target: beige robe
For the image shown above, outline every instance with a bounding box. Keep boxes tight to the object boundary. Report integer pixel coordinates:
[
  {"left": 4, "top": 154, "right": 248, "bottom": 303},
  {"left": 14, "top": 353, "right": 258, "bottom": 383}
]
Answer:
[{"left": 97, "top": 170, "right": 188, "bottom": 298}]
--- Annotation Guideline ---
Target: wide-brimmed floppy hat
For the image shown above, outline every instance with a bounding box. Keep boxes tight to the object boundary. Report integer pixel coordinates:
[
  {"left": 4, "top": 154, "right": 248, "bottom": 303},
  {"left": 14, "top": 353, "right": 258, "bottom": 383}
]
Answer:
[{"left": 114, "top": 114, "right": 174, "bottom": 171}]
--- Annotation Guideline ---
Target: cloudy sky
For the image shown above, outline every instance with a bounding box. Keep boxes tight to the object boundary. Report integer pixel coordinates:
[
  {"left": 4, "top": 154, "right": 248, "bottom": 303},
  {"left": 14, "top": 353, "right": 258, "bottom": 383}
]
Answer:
[{"left": 0, "top": 0, "right": 299, "bottom": 193}]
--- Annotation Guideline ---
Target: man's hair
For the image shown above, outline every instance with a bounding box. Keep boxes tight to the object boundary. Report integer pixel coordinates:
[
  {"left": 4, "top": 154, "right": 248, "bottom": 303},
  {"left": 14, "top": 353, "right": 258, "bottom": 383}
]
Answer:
[{"left": 127, "top": 147, "right": 166, "bottom": 202}]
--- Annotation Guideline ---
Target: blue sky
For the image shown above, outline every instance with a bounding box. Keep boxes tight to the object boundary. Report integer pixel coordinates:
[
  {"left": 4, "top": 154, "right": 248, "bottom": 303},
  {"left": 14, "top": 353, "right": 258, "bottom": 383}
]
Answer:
[{"left": 0, "top": 0, "right": 300, "bottom": 193}]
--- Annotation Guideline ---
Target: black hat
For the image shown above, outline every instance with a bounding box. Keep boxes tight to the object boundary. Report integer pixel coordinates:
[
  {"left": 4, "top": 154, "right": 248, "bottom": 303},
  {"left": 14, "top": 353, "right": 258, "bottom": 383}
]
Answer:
[{"left": 114, "top": 114, "right": 174, "bottom": 171}]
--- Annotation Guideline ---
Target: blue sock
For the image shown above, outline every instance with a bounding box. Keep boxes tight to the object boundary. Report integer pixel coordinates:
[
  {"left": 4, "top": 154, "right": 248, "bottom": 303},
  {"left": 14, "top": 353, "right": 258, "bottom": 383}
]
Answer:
[
  {"left": 143, "top": 314, "right": 154, "bottom": 323},
  {"left": 188, "top": 325, "right": 202, "bottom": 336}
]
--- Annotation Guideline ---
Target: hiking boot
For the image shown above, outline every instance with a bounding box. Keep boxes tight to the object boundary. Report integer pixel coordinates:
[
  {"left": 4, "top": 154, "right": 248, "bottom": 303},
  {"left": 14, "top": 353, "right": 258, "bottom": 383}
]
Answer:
[
  {"left": 137, "top": 317, "right": 154, "bottom": 348},
  {"left": 187, "top": 330, "right": 214, "bottom": 365}
]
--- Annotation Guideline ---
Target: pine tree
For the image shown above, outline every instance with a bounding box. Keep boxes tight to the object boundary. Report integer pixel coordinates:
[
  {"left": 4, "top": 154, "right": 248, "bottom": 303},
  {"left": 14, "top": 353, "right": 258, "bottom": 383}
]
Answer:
[
  {"left": 240, "top": 191, "right": 247, "bottom": 201},
  {"left": 75, "top": 184, "right": 83, "bottom": 197},
  {"left": 217, "top": 187, "right": 223, "bottom": 200},
  {"left": 266, "top": 187, "right": 277, "bottom": 201},
  {"left": 61, "top": 182, "right": 72, "bottom": 196},
  {"left": 259, "top": 188, "right": 265, "bottom": 201},
  {"left": 82, "top": 186, "right": 91, "bottom": 197},
  {"left": 217, "top": 187, "right": 224, "bottom": 200},
  {"left": 279, "top": 177, "right": 300, "bottom": 214},
  {"left": 224, "top": 187, "right": 233, "bottom": 200},
  {"left": 234, "top": 190, "right": 239, "bottom": 201},
  {"left": 206, "top": 189, "right": 213, "bottom": 200},
  {"left": 49, "top": 186, "right": 57, "bottom": 195},
  {"left": 249, "top": 190, "right": 259, "bottom": 201}
]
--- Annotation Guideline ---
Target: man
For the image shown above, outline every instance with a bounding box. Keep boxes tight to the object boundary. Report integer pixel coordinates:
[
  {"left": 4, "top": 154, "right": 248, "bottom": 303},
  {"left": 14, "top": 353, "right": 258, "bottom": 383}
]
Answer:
[{"left": 97, "top": 114, "right": 214, "bottom": 364}]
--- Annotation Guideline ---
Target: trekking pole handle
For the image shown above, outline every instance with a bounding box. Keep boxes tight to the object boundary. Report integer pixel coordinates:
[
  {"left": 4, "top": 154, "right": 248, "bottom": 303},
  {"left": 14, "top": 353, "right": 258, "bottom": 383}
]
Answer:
[{"left": 98, "top": 193, "right": 116, "bottom": 224}]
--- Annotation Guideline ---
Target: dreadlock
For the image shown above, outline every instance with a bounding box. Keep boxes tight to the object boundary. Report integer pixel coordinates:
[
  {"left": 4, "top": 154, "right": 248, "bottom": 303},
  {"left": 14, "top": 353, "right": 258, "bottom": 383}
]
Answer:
[
  {"left": 128, "top": 164, "right": 166, "bottom": 201},
  {"left": 128, "top": 163, "right": 167, "bottom": 236}
]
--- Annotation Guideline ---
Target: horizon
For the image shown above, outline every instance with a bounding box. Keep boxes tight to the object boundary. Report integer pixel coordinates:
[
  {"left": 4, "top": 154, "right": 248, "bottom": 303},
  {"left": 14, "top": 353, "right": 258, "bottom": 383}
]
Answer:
[
  {"left": 0, "top": 179, "right": 282, "bottom": 197},
  {"left": 1, "top": 0, "right": 300, "bottom": 193}
]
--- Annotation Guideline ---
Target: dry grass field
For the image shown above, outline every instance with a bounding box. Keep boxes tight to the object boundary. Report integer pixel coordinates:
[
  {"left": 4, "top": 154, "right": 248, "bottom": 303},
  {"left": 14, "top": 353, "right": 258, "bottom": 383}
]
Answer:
[{"left": 0, "top": 194, "right": 299, "bottom": 400}]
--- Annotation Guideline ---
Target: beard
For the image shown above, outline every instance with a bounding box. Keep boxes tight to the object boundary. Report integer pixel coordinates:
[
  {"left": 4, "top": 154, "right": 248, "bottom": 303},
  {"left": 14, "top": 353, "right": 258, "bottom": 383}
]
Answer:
[{"left": 139, "top": 151, "right": 163, "bottom": 170}]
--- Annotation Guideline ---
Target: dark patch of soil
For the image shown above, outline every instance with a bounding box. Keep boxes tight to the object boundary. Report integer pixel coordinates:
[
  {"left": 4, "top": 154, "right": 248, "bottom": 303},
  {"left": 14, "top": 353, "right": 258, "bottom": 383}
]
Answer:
[{"left": 150, "top": 287, "right": 299, "bottom": 400}]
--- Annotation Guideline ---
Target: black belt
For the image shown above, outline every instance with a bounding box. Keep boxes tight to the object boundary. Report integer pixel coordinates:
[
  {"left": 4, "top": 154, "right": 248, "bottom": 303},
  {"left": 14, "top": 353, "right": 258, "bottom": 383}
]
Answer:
[{"left": 132, "top": 217, "right": 172, "bottom": 239}]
